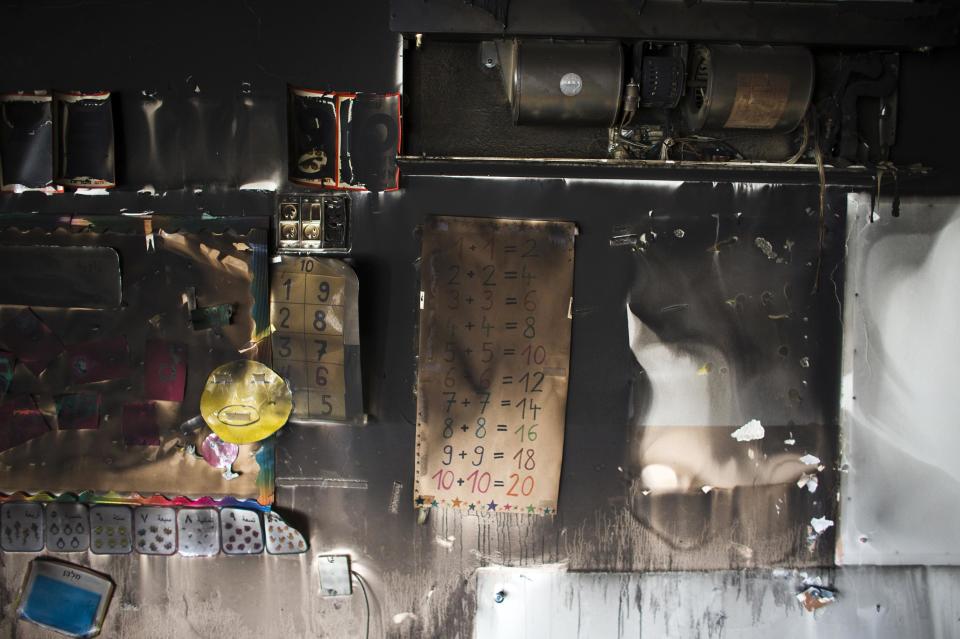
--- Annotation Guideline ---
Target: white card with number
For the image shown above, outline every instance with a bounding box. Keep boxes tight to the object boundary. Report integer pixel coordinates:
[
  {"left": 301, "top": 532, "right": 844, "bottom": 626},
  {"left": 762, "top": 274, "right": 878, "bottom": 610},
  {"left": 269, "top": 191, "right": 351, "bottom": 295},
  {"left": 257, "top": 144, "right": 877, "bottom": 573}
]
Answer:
[
  {"left": 177, "top": 508, "right": 220, "bottom": 557},
  {"left": 45, "top": 503, "right": 90, "bottom": 552},
  {"left": 90, "top": 505, "right": 133, "bottom": 554},
  {"left": 220, "top": 508, "right": 264, "bottom": 555},
  {"left": 134, "top": 506, "right": 177, "bottom": 555},
  {"left": 1, "top": 503, "right": 44, "bottom": 552},
  {"left": 265, "top": 511, "right": 308, "bottom": 555}
]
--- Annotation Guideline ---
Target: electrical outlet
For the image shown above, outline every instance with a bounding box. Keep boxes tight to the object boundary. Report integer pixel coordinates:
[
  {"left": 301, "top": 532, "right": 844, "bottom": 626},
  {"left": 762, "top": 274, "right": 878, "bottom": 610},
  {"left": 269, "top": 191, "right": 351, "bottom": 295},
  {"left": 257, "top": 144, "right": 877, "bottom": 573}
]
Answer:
[
  {"left": 317, "top": 554, "right": 352, "bottom": 596},
  {"left": 277, "top": 194, "right": 350, "bottom": 254}
]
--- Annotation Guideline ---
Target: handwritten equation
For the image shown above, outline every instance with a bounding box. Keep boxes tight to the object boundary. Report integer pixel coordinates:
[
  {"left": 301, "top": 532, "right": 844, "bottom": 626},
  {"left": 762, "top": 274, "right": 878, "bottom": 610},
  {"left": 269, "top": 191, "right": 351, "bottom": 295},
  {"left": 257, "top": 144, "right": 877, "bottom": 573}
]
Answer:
[{"left": 415, "top": 216, "right": 576, "bottom": 515}]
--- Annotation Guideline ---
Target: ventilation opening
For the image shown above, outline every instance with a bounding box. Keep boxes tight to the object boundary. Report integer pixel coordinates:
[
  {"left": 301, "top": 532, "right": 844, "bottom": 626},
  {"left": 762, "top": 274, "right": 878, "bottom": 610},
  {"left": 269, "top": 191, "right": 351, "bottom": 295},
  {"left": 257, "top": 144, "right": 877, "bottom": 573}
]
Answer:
[{"left": 691, "top": 52, "right": 710, "bottom": 111}]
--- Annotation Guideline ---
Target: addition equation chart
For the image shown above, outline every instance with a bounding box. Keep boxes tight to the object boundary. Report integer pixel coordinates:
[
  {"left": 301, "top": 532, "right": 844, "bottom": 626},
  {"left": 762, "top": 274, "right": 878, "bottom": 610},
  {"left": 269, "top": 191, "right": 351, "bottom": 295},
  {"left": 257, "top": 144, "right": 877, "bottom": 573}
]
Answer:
[{"left": 415, "top": 216, "right": 576, "bottom": 515}]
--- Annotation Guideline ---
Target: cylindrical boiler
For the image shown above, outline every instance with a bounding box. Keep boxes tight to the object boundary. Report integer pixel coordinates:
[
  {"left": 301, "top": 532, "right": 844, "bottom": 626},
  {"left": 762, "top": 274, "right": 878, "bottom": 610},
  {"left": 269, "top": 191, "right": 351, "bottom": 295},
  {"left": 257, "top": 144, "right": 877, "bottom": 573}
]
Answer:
[
  {"left": 510, "top": 39, "right": 624, "bottom": 126},
  {"left": 682, "top": 44, "right": 814, "bottom": 132}
]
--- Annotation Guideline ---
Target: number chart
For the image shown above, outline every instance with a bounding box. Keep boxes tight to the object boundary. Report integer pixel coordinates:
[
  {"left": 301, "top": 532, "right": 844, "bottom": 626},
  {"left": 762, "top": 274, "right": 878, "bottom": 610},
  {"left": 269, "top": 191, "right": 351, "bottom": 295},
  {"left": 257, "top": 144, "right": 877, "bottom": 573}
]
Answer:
[
  {"left": 270, "top": 257, "right": 363, "bottom": 422},
  {"left": 415, "top": 216, "right": 576, "bottom": 515}
]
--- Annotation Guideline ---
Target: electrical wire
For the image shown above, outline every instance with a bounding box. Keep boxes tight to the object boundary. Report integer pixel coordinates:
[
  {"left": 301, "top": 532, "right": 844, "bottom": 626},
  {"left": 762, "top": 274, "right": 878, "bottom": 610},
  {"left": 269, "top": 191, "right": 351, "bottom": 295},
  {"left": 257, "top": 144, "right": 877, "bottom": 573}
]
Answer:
[
  {"left": 614, "top": 127, "right": 745, "bottom": 162},
  {"left": 616, "top": 135, "right": 653, "bottom": 150},
  {"left": 785, "top": 114, "right": 811, "bottom": 164},
  {"left": 352, "top": 571, "right": 371, "bottom": 639}
]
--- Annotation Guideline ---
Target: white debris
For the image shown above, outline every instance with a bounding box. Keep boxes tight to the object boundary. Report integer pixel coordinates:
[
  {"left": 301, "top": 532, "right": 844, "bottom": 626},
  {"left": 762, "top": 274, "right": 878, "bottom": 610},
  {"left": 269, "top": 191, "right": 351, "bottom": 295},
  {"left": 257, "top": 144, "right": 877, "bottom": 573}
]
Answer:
[
  {"left": 239, "top": 180, "right": 278, "bottom": 191},
  {"left": 701, "top": 485, "right": 713, "bottom": 494},
  {"left": 784, "top": 438, "right": 796, "bottom": 446},
  {"left": 797, "top": 473, "right": 819, "bottom": 493},
  {"left": 799, "top": 454, "right": 821, "bottom": 466},
  {"left": 731, "top": 419, "right": 765, "bottom": 442},
  {"left": 810, "top": 517, "right": 834, "bottom": 534},
  {"left": 755, "top": 237, "right": 778, "bottom": 260},
  {"left": 800, "top": 573, "right": 823, "bottom": 587},
  {"left": 393, "top": 613, "right": 417, "bottom": 624}
]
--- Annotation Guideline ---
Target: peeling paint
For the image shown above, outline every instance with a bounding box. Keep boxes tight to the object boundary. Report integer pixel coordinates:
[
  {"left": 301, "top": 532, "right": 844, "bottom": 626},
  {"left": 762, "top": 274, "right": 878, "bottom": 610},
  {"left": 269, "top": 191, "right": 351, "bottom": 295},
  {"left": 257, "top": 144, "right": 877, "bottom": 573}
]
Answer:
[
  {"left": 810, "top": 517, "right": 834, "bottom": 534},
  {"left": 731, "top": 419, "right": 765, "bottom": 442},
  {"left": 797, "top": 473, "right": 819, "bottom": 493}
]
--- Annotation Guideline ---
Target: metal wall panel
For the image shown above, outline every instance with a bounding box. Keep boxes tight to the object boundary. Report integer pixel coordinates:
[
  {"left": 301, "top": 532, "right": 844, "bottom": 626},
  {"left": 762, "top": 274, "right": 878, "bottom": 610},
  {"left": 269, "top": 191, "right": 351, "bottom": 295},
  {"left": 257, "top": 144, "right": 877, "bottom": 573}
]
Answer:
[
  {"left": 0, "top": 177, "right": 849, "bottom": 638},
  {"left": 2, "top": 2, "right": 955, "bottom": 636},
  {"left": 840, "top": 195, "right": 960, "bottom": 565}
]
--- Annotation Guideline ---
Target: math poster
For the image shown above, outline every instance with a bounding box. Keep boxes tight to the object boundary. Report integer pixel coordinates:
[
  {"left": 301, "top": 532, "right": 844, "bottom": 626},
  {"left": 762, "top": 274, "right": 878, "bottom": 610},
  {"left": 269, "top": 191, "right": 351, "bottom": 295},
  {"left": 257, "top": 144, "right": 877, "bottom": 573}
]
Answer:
[{"left": 415, "top": 216, "right": 576, "bottom": 515}]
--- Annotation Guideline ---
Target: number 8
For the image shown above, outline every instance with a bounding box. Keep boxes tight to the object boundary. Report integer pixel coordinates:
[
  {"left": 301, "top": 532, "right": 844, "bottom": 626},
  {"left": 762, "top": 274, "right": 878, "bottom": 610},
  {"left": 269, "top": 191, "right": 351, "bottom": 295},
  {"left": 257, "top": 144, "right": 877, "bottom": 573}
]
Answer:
[
  {"left": 523, "top": 316, "right": 536, "bottom": 338},
  {"left": 313, "top": 310, "right": 327, "bottom": 331}
]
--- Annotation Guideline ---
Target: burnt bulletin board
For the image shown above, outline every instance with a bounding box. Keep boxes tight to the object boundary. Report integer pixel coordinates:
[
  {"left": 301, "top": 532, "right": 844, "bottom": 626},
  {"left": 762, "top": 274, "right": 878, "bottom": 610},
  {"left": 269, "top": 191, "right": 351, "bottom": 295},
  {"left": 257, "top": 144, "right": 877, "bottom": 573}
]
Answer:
[{"left": 0, "top": 216, "right": 274, "bottom": 502}]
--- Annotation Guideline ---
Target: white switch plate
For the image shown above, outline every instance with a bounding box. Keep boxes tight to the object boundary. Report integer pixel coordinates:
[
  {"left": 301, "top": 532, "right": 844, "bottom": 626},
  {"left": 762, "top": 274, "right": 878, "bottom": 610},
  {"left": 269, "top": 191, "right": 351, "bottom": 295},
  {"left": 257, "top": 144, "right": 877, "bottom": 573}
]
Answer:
[{"left": 317, "top": 554, "right": 352, "bottom": 596}]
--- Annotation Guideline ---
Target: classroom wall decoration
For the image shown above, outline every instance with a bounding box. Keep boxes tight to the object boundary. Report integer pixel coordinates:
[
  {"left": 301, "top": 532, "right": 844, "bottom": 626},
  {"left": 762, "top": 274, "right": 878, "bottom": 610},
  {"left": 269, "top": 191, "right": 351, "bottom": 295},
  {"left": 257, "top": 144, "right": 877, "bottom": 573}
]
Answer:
[{"left": 414, "top": 216, "right": 576, "bottom": 515}]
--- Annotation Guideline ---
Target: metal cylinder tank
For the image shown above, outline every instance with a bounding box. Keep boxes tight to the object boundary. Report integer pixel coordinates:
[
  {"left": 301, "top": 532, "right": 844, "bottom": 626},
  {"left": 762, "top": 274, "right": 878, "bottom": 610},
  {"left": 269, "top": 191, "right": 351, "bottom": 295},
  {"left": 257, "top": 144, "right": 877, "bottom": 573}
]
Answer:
[
  {"left": 510, "top": 39, "right": 624, "bottom": 126},
  {"left": 682, "top": 44, "right": 814, "bottom": 132}
]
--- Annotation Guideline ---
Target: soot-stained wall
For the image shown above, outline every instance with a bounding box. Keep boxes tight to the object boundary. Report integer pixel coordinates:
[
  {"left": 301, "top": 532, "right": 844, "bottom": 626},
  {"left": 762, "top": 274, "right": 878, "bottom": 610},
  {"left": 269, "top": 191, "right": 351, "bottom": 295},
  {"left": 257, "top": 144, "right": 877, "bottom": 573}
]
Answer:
[{"left": 0, "top": 2, "right": 951, "bottom": 637}]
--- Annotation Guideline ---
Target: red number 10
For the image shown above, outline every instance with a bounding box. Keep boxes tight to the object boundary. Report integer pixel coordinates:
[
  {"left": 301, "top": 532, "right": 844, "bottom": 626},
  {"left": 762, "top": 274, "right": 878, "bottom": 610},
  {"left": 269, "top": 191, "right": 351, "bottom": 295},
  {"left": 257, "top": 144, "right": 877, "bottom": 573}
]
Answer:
[
  {"left": 431, "top": 469, "right": 454, "bottom": 490},
  {"left": 467, "top": 470, "right": 491, "bottom": 493}
]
